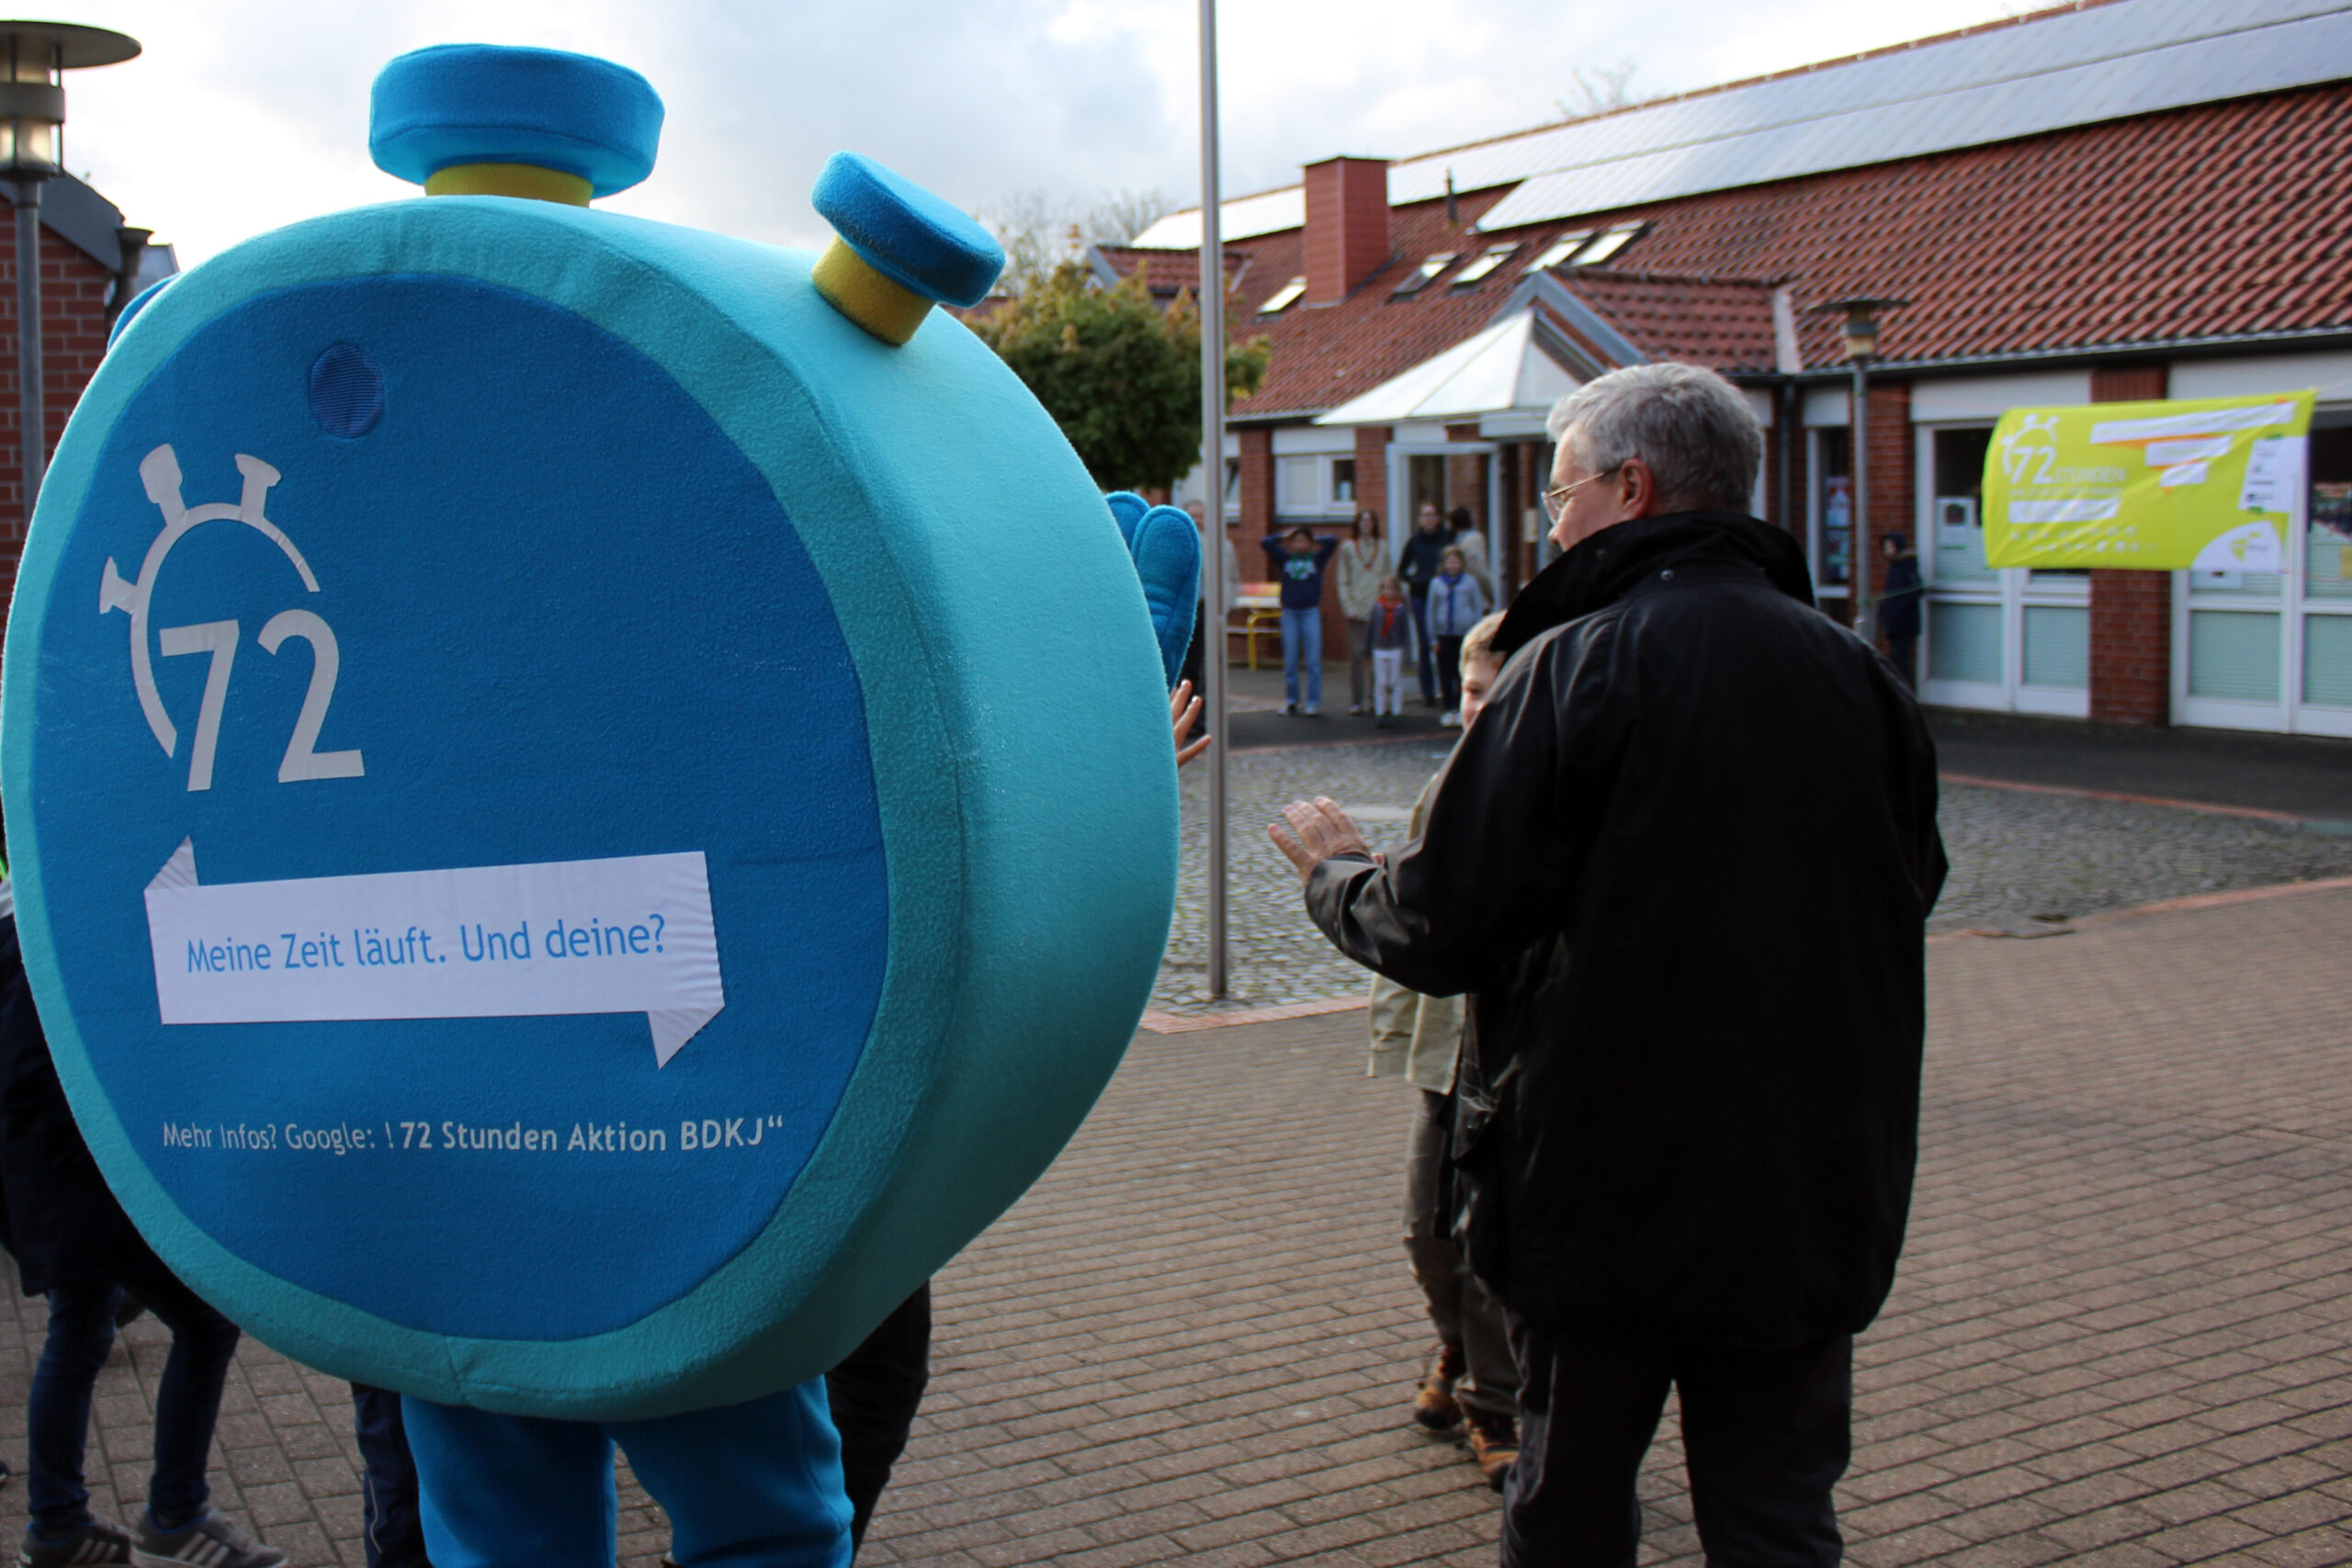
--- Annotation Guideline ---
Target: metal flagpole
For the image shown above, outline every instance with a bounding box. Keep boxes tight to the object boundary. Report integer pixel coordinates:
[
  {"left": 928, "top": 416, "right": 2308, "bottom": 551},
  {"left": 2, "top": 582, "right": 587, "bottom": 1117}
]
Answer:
[
  {"left": 16, "top": 181, "right": 43, "bottom": 508},
  {"left": 1198, "top": 0, "right": 1228, "bottom": 998}
]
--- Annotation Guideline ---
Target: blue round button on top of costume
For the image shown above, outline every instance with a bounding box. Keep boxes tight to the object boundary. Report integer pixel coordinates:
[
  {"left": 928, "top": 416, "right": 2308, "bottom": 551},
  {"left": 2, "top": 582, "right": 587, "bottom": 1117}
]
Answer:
[
  {"left": 812, "top": 152, "right": 1004, "bottom": 307},
  {"left": 370, "top": 44, "right": 662, "bottom": 196}
]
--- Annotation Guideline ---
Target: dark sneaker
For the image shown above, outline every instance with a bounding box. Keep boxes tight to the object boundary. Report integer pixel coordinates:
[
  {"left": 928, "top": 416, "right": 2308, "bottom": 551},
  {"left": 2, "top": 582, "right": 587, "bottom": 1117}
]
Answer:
[
  {"left": 130, "top": 1511, "right": 283, "bottom": 1568},
  {"left": 1465, "top": 1411, "right": 1520, "bottom": 1492},
  {"left": 1413, "top": 1343, "right": 1464, "bottom": 1431},
  {"left": 20, "top": 1517, "right": 133, "bottom": 1567}
]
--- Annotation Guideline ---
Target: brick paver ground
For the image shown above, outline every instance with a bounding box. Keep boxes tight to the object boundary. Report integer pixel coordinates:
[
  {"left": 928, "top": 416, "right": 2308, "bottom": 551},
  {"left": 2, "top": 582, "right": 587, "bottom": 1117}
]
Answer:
[{"left": 2, "top": 884, "right": 2348, "bottom": 1565}]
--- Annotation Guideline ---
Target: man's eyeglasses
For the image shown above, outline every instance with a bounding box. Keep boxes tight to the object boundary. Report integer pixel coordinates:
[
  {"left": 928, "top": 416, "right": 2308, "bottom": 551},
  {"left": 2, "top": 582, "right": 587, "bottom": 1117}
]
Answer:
[{"left": 1540, "top": 466, "right": 1622, "bottom": 525}]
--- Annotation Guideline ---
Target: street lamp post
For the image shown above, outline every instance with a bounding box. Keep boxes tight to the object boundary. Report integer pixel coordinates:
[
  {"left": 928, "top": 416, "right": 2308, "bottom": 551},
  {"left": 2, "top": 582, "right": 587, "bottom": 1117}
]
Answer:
[
  {"left": 0, "top": 21, "right": 139, "bottom": 511},
  {"left": 1813, "top": 296, "right": 1906, "bottom": 642},
  {"left": 1197, "top": 0, "right": 1228, "bottom": 998}
]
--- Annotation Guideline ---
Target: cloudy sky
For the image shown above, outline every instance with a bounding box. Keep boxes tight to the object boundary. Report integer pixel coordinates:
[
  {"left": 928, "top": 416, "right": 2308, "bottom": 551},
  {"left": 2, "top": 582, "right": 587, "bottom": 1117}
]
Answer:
[{"left": 35, "top": 0, "right": 2023, "bottom": 265}]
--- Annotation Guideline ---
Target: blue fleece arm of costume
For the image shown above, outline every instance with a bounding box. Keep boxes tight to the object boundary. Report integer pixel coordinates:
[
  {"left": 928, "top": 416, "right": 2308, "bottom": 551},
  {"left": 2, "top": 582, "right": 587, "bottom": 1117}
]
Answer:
[{"left": 1104, "top": 492, "right": 1200, "bottom": 686}]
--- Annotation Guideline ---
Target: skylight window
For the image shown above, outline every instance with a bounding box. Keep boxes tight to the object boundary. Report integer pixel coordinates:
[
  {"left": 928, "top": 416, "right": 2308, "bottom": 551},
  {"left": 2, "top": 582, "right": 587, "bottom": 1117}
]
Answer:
[
  {"left": 1450, "top": 243, "right": 1521, "bottom": 287},
  {"left": 1569, "top": 224, "right": 1646, "bottom": 266},
  {"left": 1391, "top": 253, "right": 1457, "bottom": 297},
  {"left": 1258, "top": 276, "right": 1307, "bottom": 313},
  {"left": 1524, "top": 232, "right": 1592, "bottom": 273}
]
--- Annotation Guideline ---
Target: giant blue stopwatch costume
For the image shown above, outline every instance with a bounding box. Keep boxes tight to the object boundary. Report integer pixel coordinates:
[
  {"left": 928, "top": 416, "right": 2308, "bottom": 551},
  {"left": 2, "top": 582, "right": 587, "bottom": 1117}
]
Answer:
[{"left": 2, "top": 42, "right": 1200, "bottom": 1567}]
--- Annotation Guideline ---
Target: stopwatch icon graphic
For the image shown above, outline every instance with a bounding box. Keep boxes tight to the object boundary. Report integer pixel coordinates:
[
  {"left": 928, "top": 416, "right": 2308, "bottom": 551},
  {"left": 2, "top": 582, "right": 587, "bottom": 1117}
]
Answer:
[{"left": 97, "top": 444, "right": 364, "bottom": 791}]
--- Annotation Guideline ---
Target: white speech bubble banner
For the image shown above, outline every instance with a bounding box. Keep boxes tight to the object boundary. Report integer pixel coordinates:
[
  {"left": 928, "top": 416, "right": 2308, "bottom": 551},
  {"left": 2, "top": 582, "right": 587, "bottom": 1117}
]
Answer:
[{"left": 142, "top": 841, "right": 724, "bottom": 1066}]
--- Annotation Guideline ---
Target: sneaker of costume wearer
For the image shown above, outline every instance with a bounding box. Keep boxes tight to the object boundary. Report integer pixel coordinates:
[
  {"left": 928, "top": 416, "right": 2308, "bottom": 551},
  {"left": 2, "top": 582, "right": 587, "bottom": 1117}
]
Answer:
[
  {"left": 1439, "top": 710, "right": 1461, "bottom": 727},
  {"left": 19, "top": 1515, "right": 133, "bottom": 1567},
  {"left": 1464, "top": 1410, "right": 1520, "bottom": 1492},
  {"left": 130, "top": 1509, "right": 284, "bottom": 1568},
  {"left": 1283, "top": 703, "right": 1297, "bottom": 716},
  {"left": 1412, "top": 1343, "right": 1464, "bottom": 1431}
]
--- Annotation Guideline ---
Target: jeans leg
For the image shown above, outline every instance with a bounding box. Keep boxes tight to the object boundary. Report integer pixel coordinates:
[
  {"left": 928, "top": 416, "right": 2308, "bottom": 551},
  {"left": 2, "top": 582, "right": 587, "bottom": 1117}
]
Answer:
[
  {"left": 1348, "top": 628, "right": 1369, "bottom": 708},
  {"left": 131, "top": 1270, "right": 241, "bottom": 1531},
  {"left": 614, "top": 1382, "right": 852, "bottom": 1568},
  {"left": 1677, "top": 1336, "right": 1851, "bottom": 1568},
  {"left": 1409, "top": 594, "right": 1435, "bottom": 698},
  {"left": 826, "top": 1282, "right": 933, "bottom": 1550},
  {"left": 403, "top": 1398, "right": 616, "bottom": 1568},
  {"left": 353, "top": 1384, "right": 431, "bottom": 1568},
  {"left": 1280, "top": 611, "right": 1304, "bottom": 706},
  {"left": 1301, "top": 610, "right": 1322, "bottom": 707},
  {"left": 1436, "top": 636, "right": 1464, "bottom": 708},
  {"left": 1499, "top": 1323, "right": 1670, "bottom": 1568},
  {"left": 27, "top": 1285, "right": 118, "bottom": 1537}
]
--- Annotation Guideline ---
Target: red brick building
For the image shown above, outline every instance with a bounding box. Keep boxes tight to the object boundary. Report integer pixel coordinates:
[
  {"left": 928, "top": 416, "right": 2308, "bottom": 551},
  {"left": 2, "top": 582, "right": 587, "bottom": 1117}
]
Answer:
[
  {"left": 0, "top": 175, "right": 174, "bottom": 611},
  {"left": 1111, "top": 0, "right": 2352, "bottom": 732}
]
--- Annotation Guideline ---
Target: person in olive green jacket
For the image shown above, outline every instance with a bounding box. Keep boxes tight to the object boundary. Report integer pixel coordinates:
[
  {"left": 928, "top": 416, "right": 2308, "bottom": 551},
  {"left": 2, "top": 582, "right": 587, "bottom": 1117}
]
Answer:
[{"left": 1364, "top": 613, "right": 1520, "bottom": 1490}]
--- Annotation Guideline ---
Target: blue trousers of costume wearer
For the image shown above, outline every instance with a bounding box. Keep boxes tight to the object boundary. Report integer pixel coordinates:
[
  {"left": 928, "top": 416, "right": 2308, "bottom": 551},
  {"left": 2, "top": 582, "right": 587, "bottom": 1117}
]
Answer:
[
  {"left": 1280, "top": 607, "right": 1322, "bottom": 710},
  {"left": 401, "top": 1382, "right": 851, "bottom": 1568},
  {"left": 353, "top": 1383, "right": 430, "bottom": 1568},
  {"left": 1408, "top": 592, "right": 1436, "bottom": 702},
  {"left": 28, "top": 1277, "right": 240, "bottom": 1539}
]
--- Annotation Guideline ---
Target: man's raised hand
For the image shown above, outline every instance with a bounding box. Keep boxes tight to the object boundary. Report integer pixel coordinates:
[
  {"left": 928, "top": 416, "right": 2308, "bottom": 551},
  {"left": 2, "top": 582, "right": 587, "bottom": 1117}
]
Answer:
[{"left": 1267, "top": 796, "right": 1375, "bottom": 885}]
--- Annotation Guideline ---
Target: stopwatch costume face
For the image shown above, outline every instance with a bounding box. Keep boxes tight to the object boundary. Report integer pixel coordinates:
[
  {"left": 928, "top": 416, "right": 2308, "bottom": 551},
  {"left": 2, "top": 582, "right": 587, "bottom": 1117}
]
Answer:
[{"left": 3, "top": 39, "right": 1197, "bottom": 1529}]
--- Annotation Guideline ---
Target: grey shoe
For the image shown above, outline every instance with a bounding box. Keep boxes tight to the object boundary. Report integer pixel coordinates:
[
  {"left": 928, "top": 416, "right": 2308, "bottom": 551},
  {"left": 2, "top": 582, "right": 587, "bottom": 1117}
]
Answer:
[
  {"left": 20, "top": 1517, "right": 133, "bottom": 1567},
  {"left": 130, "top": 1511, "right": 283, "bottom": 1568}
]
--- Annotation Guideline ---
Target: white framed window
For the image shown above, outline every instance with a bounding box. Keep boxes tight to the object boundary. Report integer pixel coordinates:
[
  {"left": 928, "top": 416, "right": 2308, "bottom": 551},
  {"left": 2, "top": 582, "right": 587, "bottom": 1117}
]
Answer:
[{"left": 1277, "top": 456, "right": 1321, "bottom": 513}]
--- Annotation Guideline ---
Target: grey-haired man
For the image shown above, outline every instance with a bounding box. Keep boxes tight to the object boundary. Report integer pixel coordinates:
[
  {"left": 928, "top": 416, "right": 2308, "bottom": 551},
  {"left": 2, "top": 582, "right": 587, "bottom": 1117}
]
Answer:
[{"left": 1272, "top": 363, "right": 1946, "bottom": 1567}]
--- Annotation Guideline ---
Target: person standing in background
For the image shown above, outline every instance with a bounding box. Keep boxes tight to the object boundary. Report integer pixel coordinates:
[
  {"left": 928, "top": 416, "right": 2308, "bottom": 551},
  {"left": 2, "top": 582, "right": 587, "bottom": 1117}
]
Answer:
[
  {"left": 1336, "top": 508, "right": 1386, "bottom": 715},
  {"left": 1398, "top": 503, "right": 1453, "bottom": 706},
  {"left": 1364, "top": 577, "right": 1415, "bottom": 728},
  {"left": 1879, "top": 534, "right": 1922, "bottom": 691},
  {"left": 1264, "top": 526, "right": 1340, "bottom": 716},
  {"left": 1448, "top": 505, "right": 1497, "bottom": 607},
  {"left": 1427, "top": 547, "right": 1488, "bottom": 727}
]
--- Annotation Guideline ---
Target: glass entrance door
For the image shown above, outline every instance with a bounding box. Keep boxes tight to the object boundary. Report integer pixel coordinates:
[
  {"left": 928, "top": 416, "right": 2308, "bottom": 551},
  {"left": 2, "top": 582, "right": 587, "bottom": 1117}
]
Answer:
[
  {"left": 1917, "top": 424, "right": 2090, "bottom": 716},
  {"left": 2176, "top": 412, "right": 2352, "bottom": 735}
]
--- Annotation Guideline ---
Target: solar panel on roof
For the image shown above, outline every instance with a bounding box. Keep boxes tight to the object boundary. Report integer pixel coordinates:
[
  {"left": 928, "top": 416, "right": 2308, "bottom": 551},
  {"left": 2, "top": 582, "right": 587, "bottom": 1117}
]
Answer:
[{"left": 1139, "top": 0, "right": 2352, "bottom": 247}]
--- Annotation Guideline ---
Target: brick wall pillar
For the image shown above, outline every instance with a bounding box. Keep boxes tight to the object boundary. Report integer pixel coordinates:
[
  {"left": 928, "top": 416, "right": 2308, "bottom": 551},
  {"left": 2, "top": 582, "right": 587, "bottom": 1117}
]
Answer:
[
  {"left": 1238, "top": 424, "right": 1274, "bottom": 541},
  {"left": 1, "top": 205, "right": 117, "bottom": 622},
  {"left": 2088, "top": 365, "right": 2172, "bottom": 726},
  {"left": 1353, "top": 424, "right": 1389, "bottom": 528},
  {"left": 1861, "top": 379, "right": 1912, "bottom": 647}
]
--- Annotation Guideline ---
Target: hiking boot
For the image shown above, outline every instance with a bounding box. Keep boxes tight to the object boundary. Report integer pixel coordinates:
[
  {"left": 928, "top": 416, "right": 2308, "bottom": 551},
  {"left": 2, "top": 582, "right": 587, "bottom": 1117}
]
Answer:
[
  {"left": 131, "top": 1510, "right": 283, "bottom": 1568},
  {"left": 1412, "top": 1343, "right": 1464, "bottom": 1430},
  {"left": 1465, "top": 1410, "right": 1520, "bottom": 1492},
  {"left": 20, "top": 1517, "right": 133, "bottom": 1567}
]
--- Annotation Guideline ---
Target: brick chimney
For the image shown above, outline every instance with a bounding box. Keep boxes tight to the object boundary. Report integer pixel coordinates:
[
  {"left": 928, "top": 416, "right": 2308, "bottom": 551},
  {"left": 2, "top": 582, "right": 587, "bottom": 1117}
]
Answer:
[{"left": 1303, "top": 156, "right": 1390, "bottom": 305}]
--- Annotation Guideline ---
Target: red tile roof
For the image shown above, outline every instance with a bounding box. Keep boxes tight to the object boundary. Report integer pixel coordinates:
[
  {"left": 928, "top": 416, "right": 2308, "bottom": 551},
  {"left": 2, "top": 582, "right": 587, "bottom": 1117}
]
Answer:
[
  {"left": 1093, "top": 244, "right": 1250, "bottom": 299},
  {"left": 1216, "top": 81, "right": 2352, "bottom": 420},
  {"left": 1560, "top": 272, "right": 1781, "bottom": 376}
]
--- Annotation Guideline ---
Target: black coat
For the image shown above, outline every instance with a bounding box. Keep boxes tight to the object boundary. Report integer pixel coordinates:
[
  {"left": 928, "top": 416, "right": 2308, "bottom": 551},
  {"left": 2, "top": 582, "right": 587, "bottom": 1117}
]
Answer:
[
  {"left": 0, "top": 913, "right": 165, "bottom": 1296},
  {"left": 1306, "top": 513, "right": 1947, "bottom": 1348},
  {"left": 1880, "top": 552, "right": 1923, "bottom": 639},
  {"left": 1397, "top": 530, "right": 1451, "bottom": 595}
]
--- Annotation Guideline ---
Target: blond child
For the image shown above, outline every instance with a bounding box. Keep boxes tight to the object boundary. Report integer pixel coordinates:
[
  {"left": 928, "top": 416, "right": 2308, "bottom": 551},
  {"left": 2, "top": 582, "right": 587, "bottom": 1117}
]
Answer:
[{"left": 1364, "top": 612, "right": 1518, "bottom": 1488}]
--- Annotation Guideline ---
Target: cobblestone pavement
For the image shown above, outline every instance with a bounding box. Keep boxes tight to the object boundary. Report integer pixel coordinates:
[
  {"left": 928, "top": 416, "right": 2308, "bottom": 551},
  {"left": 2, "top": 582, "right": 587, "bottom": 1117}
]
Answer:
[
  {"left": 1152, "top": 740, "right": 2352, "bottom": 1014},
  {"left": 875, "top": 882, "right": 2352, "bottom": 1566},
  {"left": 0, "top": 884, "right": 2348, "bottom": 1564}
]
